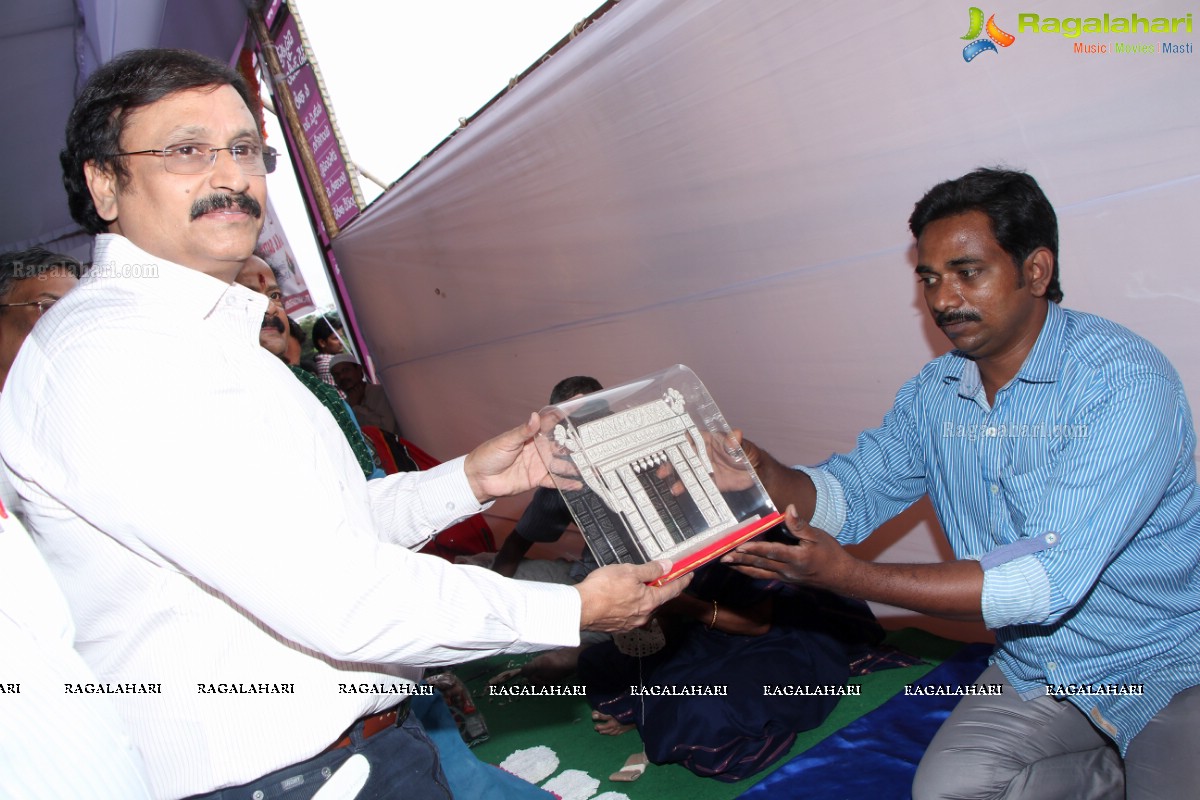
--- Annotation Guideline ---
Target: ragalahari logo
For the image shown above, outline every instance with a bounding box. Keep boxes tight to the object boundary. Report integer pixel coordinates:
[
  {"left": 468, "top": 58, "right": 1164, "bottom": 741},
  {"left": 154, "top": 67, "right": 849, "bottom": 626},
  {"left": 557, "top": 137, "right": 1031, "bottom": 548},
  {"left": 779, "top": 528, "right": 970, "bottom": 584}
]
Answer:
[{"left": 962, "top": 7, "right": 1016, "bottom": 61}]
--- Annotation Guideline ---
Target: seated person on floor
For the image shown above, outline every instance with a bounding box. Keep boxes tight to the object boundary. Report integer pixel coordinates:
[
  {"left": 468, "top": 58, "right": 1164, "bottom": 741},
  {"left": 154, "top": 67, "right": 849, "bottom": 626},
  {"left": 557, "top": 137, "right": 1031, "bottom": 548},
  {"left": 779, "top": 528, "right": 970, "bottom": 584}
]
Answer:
[
  {"left": 236, "top": 255, "right": 382, "bottom": 479},
  {"left": 330, "top": 353, "right": 403, "bottom": 438},
  {"left": 723, "top": 169, "right": 1200, "bottom": 799},
  {"left": 488, "top": 376, "right": 608, "bottom": 682},
  {"left": 492, "top": 375, "right": 605, "bottom": 584},
  {"left": 311, "top": 315, "right": 345, "bottom": 391},
  {"left": 579, "top": 559, "right": 887, "bottom": 783}
]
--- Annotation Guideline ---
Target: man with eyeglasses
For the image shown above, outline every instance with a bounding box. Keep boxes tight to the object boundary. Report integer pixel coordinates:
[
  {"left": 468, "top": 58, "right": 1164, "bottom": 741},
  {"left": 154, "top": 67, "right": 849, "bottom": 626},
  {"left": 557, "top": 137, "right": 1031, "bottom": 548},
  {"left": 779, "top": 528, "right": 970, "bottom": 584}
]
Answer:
[
  {"left": 0, "top": 246, "right": 81, "bottom": 517},
  {"left": 0, "top": 48, "right": 685, "bottom": 800},
  {"left": 0, "top": 247, "right": 80, "bottom": 393},
  {"left": 0, "top": 247, "right": 153, "bottom": 797}
]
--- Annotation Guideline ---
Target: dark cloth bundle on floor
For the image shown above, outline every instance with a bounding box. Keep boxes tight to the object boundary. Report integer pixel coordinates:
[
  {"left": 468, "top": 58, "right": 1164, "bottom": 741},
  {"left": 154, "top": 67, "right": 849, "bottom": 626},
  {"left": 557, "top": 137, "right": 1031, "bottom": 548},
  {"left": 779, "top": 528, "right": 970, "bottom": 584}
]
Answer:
[{"left": 579, "top": 563, "right": 894, "bottom": 782}]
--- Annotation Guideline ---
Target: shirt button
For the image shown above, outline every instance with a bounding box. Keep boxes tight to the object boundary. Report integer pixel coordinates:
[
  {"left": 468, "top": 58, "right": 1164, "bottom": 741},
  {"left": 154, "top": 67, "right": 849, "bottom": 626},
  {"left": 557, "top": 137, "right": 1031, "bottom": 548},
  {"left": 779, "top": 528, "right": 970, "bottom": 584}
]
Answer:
[
  {"left": 446, "top": 502, "right": 455, "bottom": 511},
  {"left": 1045, "top": 532, "right": 1058, "bottom": 544},
  {"left": 990, "top": 484, "right": 1000, "bottom": 495},
  {"left": 986, "top": 426, "right": 997, "bottom": 437},
  {"left": 1047, "top": 661, "right": 1057, "bottom": 671}
]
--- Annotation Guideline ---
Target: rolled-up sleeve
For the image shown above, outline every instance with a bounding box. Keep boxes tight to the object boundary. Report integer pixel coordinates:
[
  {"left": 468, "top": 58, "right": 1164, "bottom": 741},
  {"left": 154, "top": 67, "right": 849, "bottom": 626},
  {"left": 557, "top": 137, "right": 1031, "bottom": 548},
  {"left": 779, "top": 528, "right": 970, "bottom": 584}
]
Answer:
[
  {"left": 996, "top": 375, "right": 1184, "bottom": 626},
  {"left": 792, "top": 465, "right": 848, "bottom": 536},
  {"left": 981, "top": 555, "right": 1052, "bottom": 628}
]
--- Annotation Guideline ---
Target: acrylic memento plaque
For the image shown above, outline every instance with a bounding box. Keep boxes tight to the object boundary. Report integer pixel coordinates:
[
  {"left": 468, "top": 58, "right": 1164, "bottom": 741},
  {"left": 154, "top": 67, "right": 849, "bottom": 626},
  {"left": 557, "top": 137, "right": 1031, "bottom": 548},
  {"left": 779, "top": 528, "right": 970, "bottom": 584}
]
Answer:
[{"left": 535, "top": 365, "right": 784, "bottom": 585}]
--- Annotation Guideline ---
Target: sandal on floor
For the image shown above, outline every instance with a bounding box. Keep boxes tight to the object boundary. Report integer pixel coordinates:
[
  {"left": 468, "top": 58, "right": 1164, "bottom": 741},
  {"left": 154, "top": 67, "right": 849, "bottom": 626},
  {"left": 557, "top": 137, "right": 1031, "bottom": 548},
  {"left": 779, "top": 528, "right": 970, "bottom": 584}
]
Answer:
[{"left": 609, "top": 751, "right": 648, "bottom": 782}]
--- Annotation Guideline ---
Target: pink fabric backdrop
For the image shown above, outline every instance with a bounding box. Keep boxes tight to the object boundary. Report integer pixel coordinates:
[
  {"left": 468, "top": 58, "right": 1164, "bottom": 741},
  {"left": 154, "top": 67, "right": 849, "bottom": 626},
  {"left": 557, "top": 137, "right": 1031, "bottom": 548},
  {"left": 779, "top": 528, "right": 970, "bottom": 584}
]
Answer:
[{"left": 332, "top": 0, "right": 1200, "bottom": 638}]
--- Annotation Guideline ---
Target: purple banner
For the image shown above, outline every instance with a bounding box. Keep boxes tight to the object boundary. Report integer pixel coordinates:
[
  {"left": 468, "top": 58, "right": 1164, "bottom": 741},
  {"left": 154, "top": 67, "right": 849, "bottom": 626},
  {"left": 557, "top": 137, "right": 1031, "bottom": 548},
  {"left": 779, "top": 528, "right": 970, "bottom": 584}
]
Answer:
[
  {"left": 264, "top": 0, "right": 284, "bottom": 29},
  {"left": 272, "top": 13, "right": 359, "bottom": 231}
]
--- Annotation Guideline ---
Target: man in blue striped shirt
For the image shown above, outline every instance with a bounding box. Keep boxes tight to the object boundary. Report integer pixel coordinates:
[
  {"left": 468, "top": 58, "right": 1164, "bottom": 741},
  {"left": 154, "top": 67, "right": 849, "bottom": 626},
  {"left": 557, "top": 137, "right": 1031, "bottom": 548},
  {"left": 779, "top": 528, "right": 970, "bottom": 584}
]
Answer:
[{"left": 724, "top": 168, "right": 1200, "bottom": 799}]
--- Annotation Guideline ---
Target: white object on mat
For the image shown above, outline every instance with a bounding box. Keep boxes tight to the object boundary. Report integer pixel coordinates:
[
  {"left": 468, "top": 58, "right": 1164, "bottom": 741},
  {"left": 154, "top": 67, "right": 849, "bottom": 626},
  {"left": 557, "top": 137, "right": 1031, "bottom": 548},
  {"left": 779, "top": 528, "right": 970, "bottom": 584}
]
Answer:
[
  {"left": 541, "top": 769, "right": 600, "bottom": 800},
  {"left": 500, "top": 745, "right": 560, "bottom": 785}
]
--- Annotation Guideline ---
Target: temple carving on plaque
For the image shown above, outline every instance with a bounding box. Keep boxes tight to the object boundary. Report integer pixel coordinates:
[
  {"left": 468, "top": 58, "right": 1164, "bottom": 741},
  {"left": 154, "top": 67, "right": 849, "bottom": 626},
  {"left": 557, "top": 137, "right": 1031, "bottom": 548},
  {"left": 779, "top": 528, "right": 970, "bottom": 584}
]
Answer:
[{"left": 537, "top": 365, "right": 783, "bottom": 584}]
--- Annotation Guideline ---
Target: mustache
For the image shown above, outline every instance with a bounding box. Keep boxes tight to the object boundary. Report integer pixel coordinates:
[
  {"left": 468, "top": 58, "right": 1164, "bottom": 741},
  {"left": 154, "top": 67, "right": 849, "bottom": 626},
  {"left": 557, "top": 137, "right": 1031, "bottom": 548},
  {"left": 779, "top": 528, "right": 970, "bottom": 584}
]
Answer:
[
  {"left": 935, "top": 309, "right": 982, "bottom": 327},
  {"left": 261, "top": 314, "right": 285, "bottom": 333},
  {"left": 190, "top": 193, "right": 262, "bottom": 221}
]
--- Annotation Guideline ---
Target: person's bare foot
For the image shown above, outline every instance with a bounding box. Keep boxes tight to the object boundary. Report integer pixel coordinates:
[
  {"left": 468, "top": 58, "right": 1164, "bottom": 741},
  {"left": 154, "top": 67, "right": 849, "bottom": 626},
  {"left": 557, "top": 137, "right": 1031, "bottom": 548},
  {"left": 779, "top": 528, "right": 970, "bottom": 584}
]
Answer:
[{"left": 591, "top": 710, "right": 635, "bottom": 736}]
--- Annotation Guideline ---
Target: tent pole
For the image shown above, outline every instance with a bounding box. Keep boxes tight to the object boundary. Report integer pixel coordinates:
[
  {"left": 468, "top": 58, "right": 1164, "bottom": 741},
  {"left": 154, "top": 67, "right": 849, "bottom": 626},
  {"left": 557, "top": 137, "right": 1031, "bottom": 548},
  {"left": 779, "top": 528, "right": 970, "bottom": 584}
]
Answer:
[{"left": 247, "top": 9, "right": 341, "bottom": 239}]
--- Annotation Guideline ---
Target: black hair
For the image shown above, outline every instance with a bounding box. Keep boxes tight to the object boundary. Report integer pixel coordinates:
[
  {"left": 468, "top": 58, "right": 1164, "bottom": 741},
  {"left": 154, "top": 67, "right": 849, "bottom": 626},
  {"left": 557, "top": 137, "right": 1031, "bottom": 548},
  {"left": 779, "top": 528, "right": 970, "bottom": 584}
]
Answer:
[
  {"left": 0, "top": 246, "right": 83, "bottom": 299},
  {"left": 311, "top": 317, "right": 341, "bottom": 348},
  {"left": 287, "top": 317, "right": 306, "bottom": 344},
  {"left": 909, "top": 168, "right": 1063, "bottom": 303},
  {"left": 549, "top": 375, "right": 603, "bottom": 405},
  {"left": 61, "top": 48, "right": 259, "bottom": 234}
]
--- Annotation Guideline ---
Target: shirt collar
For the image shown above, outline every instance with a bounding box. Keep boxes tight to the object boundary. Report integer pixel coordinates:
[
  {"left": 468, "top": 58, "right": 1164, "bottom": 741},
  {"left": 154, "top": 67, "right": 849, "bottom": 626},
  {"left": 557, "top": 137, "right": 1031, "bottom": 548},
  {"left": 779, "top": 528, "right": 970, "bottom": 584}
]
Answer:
[
  {"left": 89, "top": 234, "right": 267, "bottom": 321},
  {"left": 941, "top": 301, "right": 1063, "bottom": 399},
  {"left": 1012, "top": 300, "right": 1064, "bottom": 384}
]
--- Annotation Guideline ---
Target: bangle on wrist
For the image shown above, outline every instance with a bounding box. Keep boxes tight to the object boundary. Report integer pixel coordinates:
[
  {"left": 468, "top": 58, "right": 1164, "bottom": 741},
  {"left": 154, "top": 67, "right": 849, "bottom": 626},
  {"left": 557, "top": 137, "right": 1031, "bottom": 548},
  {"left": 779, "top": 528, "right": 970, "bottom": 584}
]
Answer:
[{"left": 706, "top": 600, "right": 719, "bottom": 630}]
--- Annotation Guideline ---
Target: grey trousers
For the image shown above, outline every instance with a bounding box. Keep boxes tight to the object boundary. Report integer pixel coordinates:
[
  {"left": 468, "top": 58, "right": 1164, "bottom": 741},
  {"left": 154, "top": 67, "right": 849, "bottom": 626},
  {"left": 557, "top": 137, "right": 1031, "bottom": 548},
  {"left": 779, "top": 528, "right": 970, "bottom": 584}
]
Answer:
[{"left": 912, "top": 664, "right": 1200, "bottom": 800}]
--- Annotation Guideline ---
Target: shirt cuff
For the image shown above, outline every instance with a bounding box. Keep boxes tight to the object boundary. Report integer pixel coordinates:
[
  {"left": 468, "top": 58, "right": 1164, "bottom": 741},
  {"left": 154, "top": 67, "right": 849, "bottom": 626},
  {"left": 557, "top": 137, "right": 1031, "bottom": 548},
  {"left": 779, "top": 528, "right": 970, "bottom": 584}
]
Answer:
[
  {"left": 792, "top": 465, "right": 847, "bottom": 536},
  {"left": 518, "top": 581, "right": 583, "bottom": 648},
  {"left": 981, "top": 554, "right": 1051, "bottom": 629},
  {"left": 422, "top": 456, "right": 489, "bottom": 519}
]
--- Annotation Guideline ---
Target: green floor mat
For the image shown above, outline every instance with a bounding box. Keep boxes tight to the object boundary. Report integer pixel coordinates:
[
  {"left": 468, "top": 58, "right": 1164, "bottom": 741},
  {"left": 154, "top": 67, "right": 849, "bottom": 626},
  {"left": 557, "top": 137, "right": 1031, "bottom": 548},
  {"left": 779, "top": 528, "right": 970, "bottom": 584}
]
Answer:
[{"left": 441, "top": 628, "right": 968, "bottom": 800}]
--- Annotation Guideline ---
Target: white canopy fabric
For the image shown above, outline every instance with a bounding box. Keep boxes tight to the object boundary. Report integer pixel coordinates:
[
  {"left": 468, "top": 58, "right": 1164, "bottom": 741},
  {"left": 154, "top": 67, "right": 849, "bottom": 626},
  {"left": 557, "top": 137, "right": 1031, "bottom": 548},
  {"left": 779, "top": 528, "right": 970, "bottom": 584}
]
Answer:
[
  {"left": 333, "top": 0, "right": 1199, "bottom": 636},
  {"left": 0, "top": 0, "right": 248, "bottom": 253}
]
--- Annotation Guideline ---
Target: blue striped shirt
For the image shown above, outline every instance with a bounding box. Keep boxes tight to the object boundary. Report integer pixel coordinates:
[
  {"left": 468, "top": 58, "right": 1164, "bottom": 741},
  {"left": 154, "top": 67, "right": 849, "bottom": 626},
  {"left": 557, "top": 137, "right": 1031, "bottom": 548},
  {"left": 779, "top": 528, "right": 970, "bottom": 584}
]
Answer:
[{"left": 803, "top": 301, "right": 1200, "bottom": 753}]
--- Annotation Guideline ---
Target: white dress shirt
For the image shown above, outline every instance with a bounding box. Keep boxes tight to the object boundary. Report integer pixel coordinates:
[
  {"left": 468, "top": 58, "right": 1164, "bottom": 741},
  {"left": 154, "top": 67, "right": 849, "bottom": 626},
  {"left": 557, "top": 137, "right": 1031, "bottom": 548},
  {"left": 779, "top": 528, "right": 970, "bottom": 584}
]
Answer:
[
  {"left": 0, "top": 481, "right": 153, "bottom": 799},
  {"left": 0, "top": 234, "right": 581, "bottom": 798}
]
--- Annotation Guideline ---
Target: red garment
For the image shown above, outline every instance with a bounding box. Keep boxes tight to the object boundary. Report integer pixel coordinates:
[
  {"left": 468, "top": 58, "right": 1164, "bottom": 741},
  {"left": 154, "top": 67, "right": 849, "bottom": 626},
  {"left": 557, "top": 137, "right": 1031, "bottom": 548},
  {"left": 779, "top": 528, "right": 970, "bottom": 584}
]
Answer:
[{"left": 360, "top": 427, "right": 495, "bottom": 561}]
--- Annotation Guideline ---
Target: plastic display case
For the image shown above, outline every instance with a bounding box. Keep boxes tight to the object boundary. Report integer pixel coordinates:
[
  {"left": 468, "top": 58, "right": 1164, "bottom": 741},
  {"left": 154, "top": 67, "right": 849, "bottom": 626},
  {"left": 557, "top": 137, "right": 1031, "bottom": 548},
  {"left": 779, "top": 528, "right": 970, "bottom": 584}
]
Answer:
[{"left": 534, "top": 364, "right": 783, "bottom": 585}]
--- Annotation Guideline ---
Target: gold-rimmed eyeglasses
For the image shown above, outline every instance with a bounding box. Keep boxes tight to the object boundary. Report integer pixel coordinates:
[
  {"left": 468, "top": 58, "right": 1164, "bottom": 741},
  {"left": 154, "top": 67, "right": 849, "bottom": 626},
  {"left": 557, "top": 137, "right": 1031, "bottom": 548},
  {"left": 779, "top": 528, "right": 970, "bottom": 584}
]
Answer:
[
  {"left": 111, "top": 143, "right": 278, "bottom": 176},
  {"left": 0, "top": 299, "right": 58, "bottom": 315}
]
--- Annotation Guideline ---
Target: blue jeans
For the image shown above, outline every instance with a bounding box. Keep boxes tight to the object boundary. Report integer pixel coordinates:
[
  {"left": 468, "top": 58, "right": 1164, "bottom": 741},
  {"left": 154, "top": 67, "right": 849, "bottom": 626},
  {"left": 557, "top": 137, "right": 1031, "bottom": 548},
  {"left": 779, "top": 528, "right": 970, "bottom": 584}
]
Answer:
[
  {"left": 186, "top": 710, "right": 452, "bottom": 800},
  {"left": 410, "top": 693, "right": 553, "bottom": 800}
]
